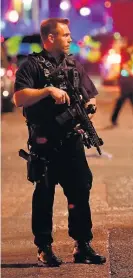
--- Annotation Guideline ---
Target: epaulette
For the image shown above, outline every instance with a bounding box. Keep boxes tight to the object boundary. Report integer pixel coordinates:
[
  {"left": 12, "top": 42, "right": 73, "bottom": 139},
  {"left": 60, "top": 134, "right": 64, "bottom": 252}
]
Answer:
[
  {"left": 27, "top": 52, "right": 43, "bottom": 65},
  {"left": 29, "top": 51, "right": 40, "bottom": 56},
  {"left": 28, "top": 51, "right": 43, "bottom": 59}
]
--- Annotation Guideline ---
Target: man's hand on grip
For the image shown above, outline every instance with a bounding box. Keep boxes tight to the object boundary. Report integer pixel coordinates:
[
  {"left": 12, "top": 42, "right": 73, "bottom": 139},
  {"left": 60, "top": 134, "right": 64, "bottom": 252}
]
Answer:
[{"left": 49, "top": 87, "right": 70, "bottom": 105}]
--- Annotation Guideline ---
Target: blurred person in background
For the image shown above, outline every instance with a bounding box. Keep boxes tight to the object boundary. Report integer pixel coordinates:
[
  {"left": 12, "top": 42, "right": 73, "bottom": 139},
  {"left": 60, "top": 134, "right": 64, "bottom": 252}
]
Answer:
[
  {"left": 13, "top": 18, "right": 106, "bottom": 267},
  {"left": 111, "top": 39, "right": 133, "bottom": 126}
]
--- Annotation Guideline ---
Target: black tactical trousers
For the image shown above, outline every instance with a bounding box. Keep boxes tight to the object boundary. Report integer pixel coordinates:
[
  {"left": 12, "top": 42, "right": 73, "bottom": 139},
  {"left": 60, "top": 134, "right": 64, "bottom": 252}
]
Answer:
[
  {"left": 111, "top": 90, "right": 133, "bottom": 124},
  {"left": 111, "top": 76, "right": 133, "bottom": 124},
  {"left": 32, "top": 135, "right": 93, "bottom": 249}
]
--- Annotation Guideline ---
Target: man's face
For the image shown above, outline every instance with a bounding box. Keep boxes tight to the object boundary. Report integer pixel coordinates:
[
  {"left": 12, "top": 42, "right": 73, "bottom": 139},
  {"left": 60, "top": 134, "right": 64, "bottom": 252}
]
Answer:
[{"left": 52, "top": 23, "right": 72, "bottom": 54}]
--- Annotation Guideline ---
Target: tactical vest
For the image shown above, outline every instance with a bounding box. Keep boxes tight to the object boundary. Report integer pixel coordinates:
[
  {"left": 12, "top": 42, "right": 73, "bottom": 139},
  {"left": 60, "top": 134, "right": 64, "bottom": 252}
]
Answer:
[{"left": 23, "top": 51, "right": 80, "bottom": 127}]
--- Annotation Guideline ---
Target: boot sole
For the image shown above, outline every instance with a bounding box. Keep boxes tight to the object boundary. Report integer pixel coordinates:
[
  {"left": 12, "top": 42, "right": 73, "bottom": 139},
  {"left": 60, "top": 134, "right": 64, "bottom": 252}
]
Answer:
[
  {"left": 38, "top": 259, "right": 61, "bottom": 267},
  {"left": 74, "top": 255, "right": 106, "bottom": 265}
]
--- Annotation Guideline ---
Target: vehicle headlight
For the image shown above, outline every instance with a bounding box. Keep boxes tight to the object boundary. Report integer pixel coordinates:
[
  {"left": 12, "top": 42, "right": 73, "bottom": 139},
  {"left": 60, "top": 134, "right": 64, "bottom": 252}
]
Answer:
[{"left": 2, "top": 90, "right": 9, "bottom": 97}]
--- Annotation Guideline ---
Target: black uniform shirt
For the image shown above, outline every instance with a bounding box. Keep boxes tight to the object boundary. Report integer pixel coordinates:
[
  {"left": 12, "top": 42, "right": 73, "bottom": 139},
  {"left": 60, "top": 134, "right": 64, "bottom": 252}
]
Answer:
[
  {"left": 14, "top": 49, "right": 98, "bottom": 125},
  {"left": 15, "top": 49, "right": 98, "bottom": 97}
]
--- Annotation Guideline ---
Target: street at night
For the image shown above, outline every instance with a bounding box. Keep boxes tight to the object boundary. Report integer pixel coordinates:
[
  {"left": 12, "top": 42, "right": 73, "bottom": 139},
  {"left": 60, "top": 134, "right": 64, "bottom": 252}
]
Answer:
[
  {"left": 1, "top": 0, "right": 133, "bottom": 276},
  {"left": 1, "top": 84, "right": 133, "bottom": 278}
]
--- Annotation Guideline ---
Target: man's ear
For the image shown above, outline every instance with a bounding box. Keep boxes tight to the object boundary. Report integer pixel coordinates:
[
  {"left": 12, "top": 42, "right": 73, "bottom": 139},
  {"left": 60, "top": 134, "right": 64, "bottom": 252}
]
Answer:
[{"left": 48, "top": 34, "right": 54, "bottom": 44}]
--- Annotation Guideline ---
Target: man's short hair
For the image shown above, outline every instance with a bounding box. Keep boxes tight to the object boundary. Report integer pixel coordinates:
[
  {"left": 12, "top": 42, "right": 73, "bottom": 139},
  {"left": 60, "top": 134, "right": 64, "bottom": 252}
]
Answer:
[{"left": 40, "top": 18, "right": 70, "bottom": 42}]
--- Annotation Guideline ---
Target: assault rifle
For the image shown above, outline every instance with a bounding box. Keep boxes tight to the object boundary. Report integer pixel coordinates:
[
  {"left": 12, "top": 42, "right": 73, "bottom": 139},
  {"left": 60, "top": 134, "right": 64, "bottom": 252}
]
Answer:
[{"left": 51, "top": 69, "right": 104, "bottom": 155}]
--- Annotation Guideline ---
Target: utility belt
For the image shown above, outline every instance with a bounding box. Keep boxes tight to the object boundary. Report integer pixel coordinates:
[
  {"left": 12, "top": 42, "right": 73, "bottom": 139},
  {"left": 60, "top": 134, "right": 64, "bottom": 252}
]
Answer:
[{"left": 27, "top": 121, "right": 78, "bottom": 150}]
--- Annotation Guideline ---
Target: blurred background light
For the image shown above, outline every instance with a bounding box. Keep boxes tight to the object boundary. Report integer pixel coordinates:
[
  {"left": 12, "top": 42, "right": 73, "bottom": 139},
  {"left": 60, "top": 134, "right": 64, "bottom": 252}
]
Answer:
[
  {"left": 108, "top": 49, "right": 115, "bottom": 55},
  {"left": 60, "top": 0, "right": 71, "bottom": 11},
  {"left": 22, "top": 0, "right": 32, "bottom": 11},
  {"left": 121, "top": 69, "right": 129, "bottom": 77},
  {"left": 69, "top": 42, "right": 80, "bottom": 54},
  {"left": 0, "top": 68, "right": 6, "bottom": 77},
  {"left": 114, "top": 32, "right": 121, "bottom": 40},
  {"left": 106, "top": 53, "right": 121, "bottom": 64},
  {"left": 83, "top": 35, "right": 91, "bottom": 45},
  {"left": 79, "top": 7, "right": 91, "bottom": 17},
  {"left": 2, "top": 91, "right": 9, "bottom": 97},
  {"left": 80, "top": 48, "right": 89, "bottom": 59},
  {"left": 6, "top": 10, "right": 19, "bottom": 23},
  {"left": 99, "top": 26, "right": 107, "bottom": 34},
  {"left": 13, "top": 0, "right": 22, "bottom": 13},
  {"left": 30, "top": 43, "right": 42, "bottom": 53},
  {"left": 104, "top": 1, "right": 111, "bottom": 9},
  {"left": 0, "top": 20, "right": 6, "bottom": 30},
  {"left": 7, "top": 69, "right": 13, "bottom": 78},
  {"left": 1, "top": 0, "right": 133, "bottom": 41}
]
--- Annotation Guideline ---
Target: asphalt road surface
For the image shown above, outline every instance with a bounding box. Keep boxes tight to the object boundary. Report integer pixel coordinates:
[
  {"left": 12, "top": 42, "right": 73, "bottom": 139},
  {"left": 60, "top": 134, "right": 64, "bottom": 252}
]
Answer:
[{"left": 1, "top": 84, "right": 133, "bottom": 278}]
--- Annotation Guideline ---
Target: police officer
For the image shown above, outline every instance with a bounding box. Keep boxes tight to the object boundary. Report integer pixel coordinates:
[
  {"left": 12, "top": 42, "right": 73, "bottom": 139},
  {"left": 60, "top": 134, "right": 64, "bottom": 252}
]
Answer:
[
  {"left": 14, "top": 18, "right": 106, "bottom": 267},
  {"left": 111, "top": 42, "right": 133, "bottom": 126}
]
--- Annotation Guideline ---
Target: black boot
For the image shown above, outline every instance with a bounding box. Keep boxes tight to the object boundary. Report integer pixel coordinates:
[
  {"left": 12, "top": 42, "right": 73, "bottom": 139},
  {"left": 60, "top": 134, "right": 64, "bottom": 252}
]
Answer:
[
  {"left": 73, "top": 241, "right": 106, "bottom": 264},
  {"left": 37, "top": 245, "right": 62, "bottom": 267}
]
